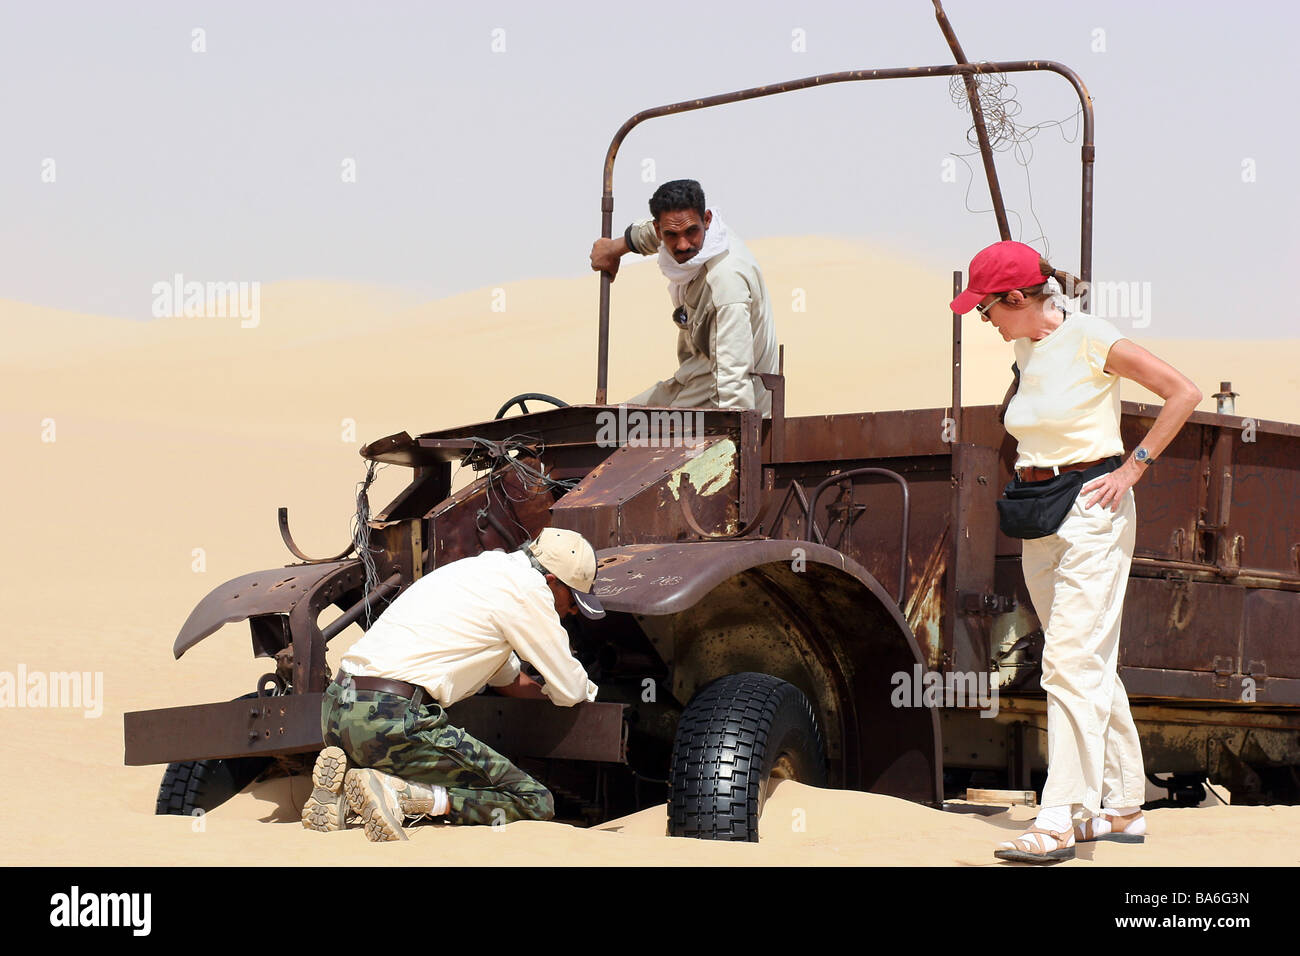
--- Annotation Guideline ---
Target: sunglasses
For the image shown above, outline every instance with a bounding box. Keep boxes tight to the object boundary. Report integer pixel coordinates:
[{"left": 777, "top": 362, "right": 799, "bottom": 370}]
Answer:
[{"left": 975, "top": 294, "right": 1006, "bottom": 318}]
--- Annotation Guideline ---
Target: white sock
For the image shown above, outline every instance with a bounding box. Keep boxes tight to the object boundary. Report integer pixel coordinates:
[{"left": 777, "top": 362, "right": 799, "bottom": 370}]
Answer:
[
  {"left": 1107, "top": 805, "right": 1141, "bottom": 817},
  {"left": 430, "top": 784, "right": 449, "bottom": 817},
  {"left": 1034, "top": 805, "right": 1073, "bottom": 835}
]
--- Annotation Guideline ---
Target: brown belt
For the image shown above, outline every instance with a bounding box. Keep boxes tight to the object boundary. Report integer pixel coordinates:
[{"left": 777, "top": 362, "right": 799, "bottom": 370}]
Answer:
[
  {"left": 1015, "top": 456, "right": 1113, "bottom": 483},
  {"left": 334, "top": 671, "right": 424, "bottom": 699}
]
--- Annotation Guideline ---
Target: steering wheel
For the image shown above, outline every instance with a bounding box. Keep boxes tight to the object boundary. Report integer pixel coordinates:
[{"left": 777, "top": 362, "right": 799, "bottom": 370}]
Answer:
[{"left": 493, "top": 392, "right": 570, "bottom": 420}]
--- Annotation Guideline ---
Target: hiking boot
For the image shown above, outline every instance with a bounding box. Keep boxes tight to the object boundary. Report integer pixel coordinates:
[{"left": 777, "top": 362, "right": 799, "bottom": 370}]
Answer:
[
  {"left": 302, "top": 746, "right": 350, "bottom": 833},
  {"left": 344, "top": 768, "right": 410, "bottom": 842},
  {"left": 399, "top": 780, "right": 450, "bottom": 821}
]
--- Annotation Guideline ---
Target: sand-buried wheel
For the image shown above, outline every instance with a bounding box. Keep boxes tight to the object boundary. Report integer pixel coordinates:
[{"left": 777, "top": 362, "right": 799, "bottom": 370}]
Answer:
[
  {"left": 668, "top": 672, "right": 826, "bottom": 842},
  {"left": 154, "top": 693, "right": 272, "bottom": 816}
]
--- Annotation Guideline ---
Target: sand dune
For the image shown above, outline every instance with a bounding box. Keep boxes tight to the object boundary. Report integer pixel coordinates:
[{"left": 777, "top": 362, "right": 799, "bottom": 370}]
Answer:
[{"left": 2, "top": 237, "right": 1297, "bottom": 865}]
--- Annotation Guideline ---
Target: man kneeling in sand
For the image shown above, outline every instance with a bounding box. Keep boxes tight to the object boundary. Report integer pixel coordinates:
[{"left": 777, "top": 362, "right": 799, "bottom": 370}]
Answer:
[{"left": 301, "top": 528, "right": 603, "bottom": 841}]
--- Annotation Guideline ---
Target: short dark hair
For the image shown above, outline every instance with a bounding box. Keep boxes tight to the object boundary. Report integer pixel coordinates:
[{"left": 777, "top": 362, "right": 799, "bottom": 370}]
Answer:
[{"left": 649, "top": 179, "right": 706, "bottom": 221}]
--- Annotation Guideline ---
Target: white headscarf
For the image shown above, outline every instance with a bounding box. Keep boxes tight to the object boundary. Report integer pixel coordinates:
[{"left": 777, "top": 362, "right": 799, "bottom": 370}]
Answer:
[{"left": 657, "top": 210, "right": 731, "bottom": 306}]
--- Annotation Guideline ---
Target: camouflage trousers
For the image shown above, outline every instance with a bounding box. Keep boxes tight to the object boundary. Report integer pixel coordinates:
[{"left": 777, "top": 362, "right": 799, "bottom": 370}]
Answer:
[{"left": 320, "top": 678, "right": 555, "bottom": 826}]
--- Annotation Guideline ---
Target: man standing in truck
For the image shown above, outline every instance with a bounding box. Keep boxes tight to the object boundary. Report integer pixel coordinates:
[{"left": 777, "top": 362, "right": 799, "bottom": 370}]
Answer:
[
  {"left": 589, "top": 179, "right": 778, "bottom": 416},
  {"left": 301, "top": 528, "right": 604, "bottom": 841}
]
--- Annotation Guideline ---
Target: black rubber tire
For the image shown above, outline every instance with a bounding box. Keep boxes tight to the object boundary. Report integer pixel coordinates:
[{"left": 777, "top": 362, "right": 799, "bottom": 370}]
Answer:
[
  {"left": 155, "top": 756, "right": 272, "bottom": 816},
  {"left": 155, "top": 693, "right": 273, "bottom": 816},
  {"left": 668, "top": 672, "right": 826, "bottom": 842}
]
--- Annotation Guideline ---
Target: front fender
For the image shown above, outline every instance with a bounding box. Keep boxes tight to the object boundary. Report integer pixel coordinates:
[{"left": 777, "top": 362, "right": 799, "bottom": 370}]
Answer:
[
  {"left": 172, "top": 559, "right": 362, "bottom": 659},
  {"left": 588, "top": 539, "right": 943, "bottom": 804}
]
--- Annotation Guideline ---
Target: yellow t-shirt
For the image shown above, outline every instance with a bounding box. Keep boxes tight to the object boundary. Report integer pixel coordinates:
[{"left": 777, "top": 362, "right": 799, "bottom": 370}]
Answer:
[{"left": 1003, "top": 312, "right": 1127, "bottom": 469}]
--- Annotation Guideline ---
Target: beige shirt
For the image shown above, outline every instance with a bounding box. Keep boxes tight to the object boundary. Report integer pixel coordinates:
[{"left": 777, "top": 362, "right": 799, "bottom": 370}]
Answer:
[
  {"left": 626, "top": 218, "right": 778, "bottom": 415},
  {"left": 1004, "top": 311, "right": 1127, "bottom": 468},
  {"left": 340, "top": 549, "right": 598, "bottom": 708}
]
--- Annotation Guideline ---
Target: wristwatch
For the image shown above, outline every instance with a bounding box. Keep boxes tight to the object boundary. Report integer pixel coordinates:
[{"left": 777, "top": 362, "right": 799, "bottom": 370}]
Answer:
[{"left": 1134, "top": 446, "right": 1156, "bottom": 466}]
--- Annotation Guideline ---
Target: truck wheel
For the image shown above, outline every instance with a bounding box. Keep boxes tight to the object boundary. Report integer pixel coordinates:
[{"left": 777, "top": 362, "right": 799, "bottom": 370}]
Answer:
[
  {"left": 668, "top": 672, "right": 826, "bottom": 842},
  {"left": 155, "top": 693, "right": 273, "bottom": 816},
  {"left": 155, "top": 755, "right": 272, "bottom": 816}
]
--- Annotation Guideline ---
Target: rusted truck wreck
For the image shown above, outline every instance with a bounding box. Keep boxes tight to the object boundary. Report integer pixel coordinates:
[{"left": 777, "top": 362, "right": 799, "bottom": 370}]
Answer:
[{"left": 124, "top": 23, "right": 1300, "bottom": 841}]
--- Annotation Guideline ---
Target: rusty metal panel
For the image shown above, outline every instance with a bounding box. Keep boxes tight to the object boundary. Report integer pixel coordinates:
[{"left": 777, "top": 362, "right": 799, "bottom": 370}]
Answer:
[
  {"left": 1120, "top": 578, "right": 1243, "bottom": 673},
  {"left": 445, "top": 699, "right": 627, "bottom": 763},
  {"left": 949, "top": 443, "right": 1002, "bottom": 675},
  {"left": 124, "top": 693, "right": 325, "bottom": 765},
  {"left": 1230, "top": 427, "right": 1300, "bottom": 577},
  {"left": 738, "top": 410, "right": 762, "bottom": 525},
  {"left": 780, "top": 409, "right": 951, "bottom": 463},
  {"left": 373, "top": 462, "right": 451, "bottom": 522},
  {"left": 429, "top": 457, "right": 556, "bottom": 566},
  {"left": 421, "top": 404, "right": 744, "bottom": 448},
  {"left": 124, "top": 694, "right": 627, "bottom": 766},
  {"left": 1122, "top": 414, "right": 1206, "bottom": 564},
  {"left": 772, "top": 457, "right": 950, "bottom": 607},
  {"left": 1119, "top": 666, "right": 1300, "bottom": 706},
  {"left": 552, "top": 438, "right": 740, "bottom": 545},
  {"left": 1242, "top": 589, "right": 1300, "bottom": 679}
]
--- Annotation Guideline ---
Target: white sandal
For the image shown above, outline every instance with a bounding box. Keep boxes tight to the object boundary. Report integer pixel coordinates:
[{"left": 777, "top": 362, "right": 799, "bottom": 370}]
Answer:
[
  {"left": 1076, "top": 810, "right": 1146, "bottom": 844},
  {"left": 994, "top": 826, "right": 1076, "bottom": 864}
]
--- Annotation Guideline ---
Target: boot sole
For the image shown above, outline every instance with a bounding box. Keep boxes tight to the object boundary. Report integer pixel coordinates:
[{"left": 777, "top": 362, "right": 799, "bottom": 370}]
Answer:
[
  {"left": 301, "top": 746, "right": 349, "bottom": 833},
  {"left": 344, "top": 769, "right": 409, "bottom": 842}
]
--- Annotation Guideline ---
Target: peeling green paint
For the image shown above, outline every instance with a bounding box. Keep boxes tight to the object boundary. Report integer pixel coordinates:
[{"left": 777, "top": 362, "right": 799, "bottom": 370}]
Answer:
[{"left": 668, "top": 439, "right": 736, "bottom": 501}]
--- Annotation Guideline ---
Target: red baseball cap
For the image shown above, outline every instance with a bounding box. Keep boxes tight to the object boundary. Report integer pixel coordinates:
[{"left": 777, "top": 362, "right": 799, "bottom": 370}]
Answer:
[{"left": 949, "top": 240, "right": 1048, "bottom": 314}]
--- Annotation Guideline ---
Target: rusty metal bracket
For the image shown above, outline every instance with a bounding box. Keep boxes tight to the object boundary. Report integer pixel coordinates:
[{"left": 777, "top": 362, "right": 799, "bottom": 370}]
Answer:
[
  {"left": 676, "top": 473, "right": 773, "bottom": 540},
  {"left": 806, "top": 468, "right": 911, "bottom": 605},
  {"left": 767, "top": 480, "right": 813, "bottom": 538},
  {"left": 1169, "top": 526, "right": 1186, "bottom": 561},
  {"left": 960, "top": 590, "right": 1017, "bottom": 615},
  {"left": 1213, "top": 656, "right": 1234, "bottom": 689},
  {"left": 278, "top": 507, "right": 356, "bottom": 564}
]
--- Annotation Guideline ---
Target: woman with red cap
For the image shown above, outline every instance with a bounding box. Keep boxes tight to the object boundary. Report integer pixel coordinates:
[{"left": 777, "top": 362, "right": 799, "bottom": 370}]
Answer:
[{"left": 950, "top": 240, "right": 1202, "bottom": 864}]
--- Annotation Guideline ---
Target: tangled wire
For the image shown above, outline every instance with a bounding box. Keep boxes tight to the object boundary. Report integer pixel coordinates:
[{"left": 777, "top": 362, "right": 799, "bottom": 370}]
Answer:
[
  {"left": 351, "top": 459, "right": 385, "bottom": 628},
  {"left": 948, "top": 68, "right": 1083, "bottom": 257},
  {"left": 457, "top": 434, "right": 579, "bottom": 544}
]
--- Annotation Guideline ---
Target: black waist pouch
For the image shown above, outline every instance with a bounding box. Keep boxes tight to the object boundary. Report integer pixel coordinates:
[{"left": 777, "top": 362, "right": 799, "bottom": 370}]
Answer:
[{"left": 997, "top": 456, "right": 1121, "bottom": 539}]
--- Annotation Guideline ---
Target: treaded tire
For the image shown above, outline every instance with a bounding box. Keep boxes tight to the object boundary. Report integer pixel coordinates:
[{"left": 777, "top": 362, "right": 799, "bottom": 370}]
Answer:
[
  {"left": 668, "top": 672, "right": 826, "bottom": 842},
  {"left": 155, "top": 756, "right": 272, "bottom": 816},
  {"left": 155, "top": 693, "right": 273, "bottom": 816}
]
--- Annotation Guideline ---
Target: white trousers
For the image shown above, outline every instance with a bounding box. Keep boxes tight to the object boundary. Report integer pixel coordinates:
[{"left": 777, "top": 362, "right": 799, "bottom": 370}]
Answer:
[{"left": 1021, "top": 485, "right": 1146, "bottom": 819}]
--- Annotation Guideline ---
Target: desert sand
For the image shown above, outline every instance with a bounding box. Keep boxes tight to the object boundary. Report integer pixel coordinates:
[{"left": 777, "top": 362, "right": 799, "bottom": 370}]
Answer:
[{"left": 2, "top": 237, "right": 1298, "bottom": 866}]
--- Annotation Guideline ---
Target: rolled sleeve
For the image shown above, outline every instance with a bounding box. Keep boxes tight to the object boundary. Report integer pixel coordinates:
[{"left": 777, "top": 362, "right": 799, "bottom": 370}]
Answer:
[{"left": 627, "top": 218, "right": 660, "bottom": 255}]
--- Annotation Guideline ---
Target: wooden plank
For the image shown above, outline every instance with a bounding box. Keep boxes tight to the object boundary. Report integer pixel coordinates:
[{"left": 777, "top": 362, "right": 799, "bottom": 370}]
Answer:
[{"left": 965, "top": 788, "right": 1037, "bottom": 806}]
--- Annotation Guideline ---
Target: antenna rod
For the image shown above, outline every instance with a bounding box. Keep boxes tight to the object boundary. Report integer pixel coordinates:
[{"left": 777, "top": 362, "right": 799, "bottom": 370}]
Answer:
[{"left": 932, "top": 0, "right": 1012, "bottom": 240}]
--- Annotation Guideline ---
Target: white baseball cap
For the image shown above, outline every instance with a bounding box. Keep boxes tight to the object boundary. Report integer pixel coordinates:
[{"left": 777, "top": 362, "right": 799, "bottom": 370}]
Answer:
[{"left": 527, "top": 528, "right": 605, "bottom": 620}]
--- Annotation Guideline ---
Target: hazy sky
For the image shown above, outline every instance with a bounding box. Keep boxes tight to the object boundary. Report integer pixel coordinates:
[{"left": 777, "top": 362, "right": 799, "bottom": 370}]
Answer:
[{"left": 2, "top": 0, "right": 1295, "bottom": 337}]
